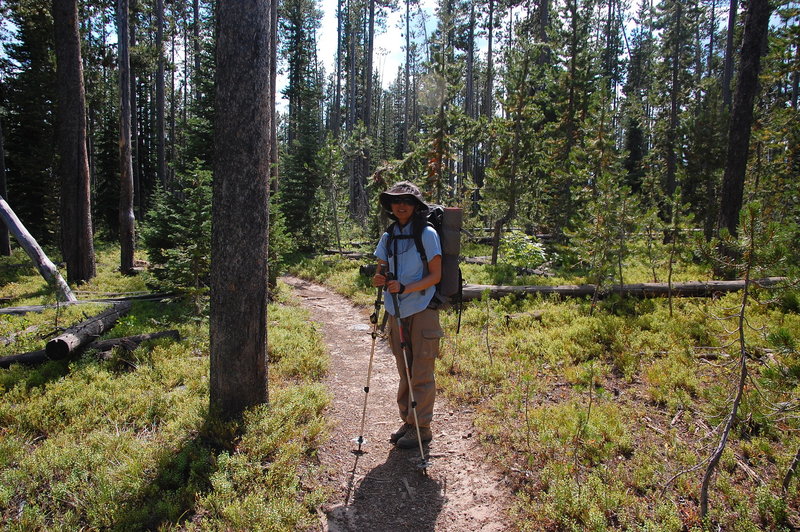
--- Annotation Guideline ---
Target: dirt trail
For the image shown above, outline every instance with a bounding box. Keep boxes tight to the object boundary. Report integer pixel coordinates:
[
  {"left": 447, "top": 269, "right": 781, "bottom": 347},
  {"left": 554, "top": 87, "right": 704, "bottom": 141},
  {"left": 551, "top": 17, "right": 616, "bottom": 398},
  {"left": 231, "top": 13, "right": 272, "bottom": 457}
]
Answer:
[{"left": 282, "top": 276, "right": 513, "bottom": 531}]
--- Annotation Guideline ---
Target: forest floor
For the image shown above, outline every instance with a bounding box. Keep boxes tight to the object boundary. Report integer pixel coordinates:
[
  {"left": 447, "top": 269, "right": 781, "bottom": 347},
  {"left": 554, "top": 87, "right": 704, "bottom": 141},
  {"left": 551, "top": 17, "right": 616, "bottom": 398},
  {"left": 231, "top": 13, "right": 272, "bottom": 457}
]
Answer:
[{"left": 282, "top": 276, "right": 514, "bottom": 531}]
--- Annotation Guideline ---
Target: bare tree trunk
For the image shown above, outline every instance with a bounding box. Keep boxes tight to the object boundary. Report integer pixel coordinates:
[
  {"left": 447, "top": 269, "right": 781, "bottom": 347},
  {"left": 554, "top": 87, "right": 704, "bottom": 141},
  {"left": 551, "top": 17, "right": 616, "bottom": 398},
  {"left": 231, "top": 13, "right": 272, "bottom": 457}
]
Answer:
[
  {"left": 717, "top": 0, "right": 771, "bottom": 238},
  {"left": 403, "top": 0, "right": 411, "bottom": 153},
  {"left": 0, "top": 196, "right": 76, "bottom": 303},
  {"left": 193, "top": 0, "right": 201, "bottom": 102},
  {"left": 156, "top": 0, "right": 166, "bottom": 188},
  {"left": 462, "top": 4, "right": 475, "bottom": 195},
  {"left": 0, "top": 120, "right": 10, "bottom": 256},
  {"left": 792, "top": 44, "right": 800, "bottom": 110},
  {"left": 270, "top": 0, "right": 279, "bottom": 189},
  {"left": 351, "top": 0, "right": 374, "bottom": 217},
  {"left": 333, "top": 0, "right": 343, "bottom": 136},
  {"left": 364, "top": 0, "right": 375, "bottom": 136},
  {"left": 52, "top": 0, "right": 96, "bottom": 284},
  {"left": 117, "top": 0, "right": 136, "bottom": 275},
  {"left": 665, "top": 2, "right": 682, "bottom": 207},
  {"left": 131, "top": 0, "right": 142, "bottom": 220},
  {"left": 483, "top": 0, "right": 494, "bottom": 119},
  {"left": 721, "top": 0, "right": 738, "bottom": 109},
  {"left": 211, "top": 0, "right": 272, "bottom": 418}
]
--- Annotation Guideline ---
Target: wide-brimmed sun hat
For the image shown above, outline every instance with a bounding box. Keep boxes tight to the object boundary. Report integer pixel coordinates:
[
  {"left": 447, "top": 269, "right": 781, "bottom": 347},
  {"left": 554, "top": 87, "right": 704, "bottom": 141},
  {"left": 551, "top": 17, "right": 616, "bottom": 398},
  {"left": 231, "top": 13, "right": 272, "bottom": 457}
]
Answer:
[{"left": 379, "top": 181, "right": 429, "bottom": 219}]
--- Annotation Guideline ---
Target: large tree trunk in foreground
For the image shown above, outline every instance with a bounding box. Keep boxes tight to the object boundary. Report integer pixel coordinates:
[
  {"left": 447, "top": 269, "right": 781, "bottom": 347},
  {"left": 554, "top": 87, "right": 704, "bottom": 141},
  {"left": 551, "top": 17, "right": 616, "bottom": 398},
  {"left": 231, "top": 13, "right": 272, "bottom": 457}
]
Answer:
[
  {"left": 46, "top": 301, "right": 132, "bottom": 359},
  {"left": 52, "top": 0, "right": 96, "bottom": 284},
  {"left": 0, "top": 196, "right": 76, "bottom": 303},
  {"left": 210, "top": 0, "right": 273, "bottom": 419}
]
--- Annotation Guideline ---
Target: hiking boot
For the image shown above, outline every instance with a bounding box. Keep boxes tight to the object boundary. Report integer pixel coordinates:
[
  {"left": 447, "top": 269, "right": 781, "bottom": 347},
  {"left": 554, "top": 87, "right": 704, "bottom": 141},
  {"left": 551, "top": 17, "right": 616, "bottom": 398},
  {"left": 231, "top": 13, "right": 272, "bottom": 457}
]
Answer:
[
  {"left": 390, "top": 423, "right": 413, "bottom": 444},
  {"left": 396, "top": 426, "right": 432, "bottom": 449}
]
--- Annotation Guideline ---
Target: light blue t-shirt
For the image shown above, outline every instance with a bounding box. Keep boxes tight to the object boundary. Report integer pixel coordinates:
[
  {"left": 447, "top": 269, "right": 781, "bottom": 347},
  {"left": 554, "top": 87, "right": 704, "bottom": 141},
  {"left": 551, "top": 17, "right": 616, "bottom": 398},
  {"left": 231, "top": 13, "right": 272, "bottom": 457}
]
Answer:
[{"left": 375, "top": 223, "right": 442, "bottom": 318}]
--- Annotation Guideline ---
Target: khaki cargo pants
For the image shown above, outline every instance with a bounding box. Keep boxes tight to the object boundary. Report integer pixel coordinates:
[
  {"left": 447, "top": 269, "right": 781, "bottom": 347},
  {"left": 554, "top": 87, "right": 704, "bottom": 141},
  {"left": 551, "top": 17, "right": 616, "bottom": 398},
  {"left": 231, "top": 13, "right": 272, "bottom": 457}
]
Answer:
[{"left": 387, "top": 308, "right": 444, "bottom": 428}]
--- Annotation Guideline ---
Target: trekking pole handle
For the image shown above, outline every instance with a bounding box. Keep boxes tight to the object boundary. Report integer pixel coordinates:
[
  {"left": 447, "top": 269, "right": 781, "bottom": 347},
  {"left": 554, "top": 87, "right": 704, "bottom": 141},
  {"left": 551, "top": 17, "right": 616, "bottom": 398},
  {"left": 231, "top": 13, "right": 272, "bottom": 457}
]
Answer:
[{"left": 371, "top": 264, "right": 386, "bottom": 324}]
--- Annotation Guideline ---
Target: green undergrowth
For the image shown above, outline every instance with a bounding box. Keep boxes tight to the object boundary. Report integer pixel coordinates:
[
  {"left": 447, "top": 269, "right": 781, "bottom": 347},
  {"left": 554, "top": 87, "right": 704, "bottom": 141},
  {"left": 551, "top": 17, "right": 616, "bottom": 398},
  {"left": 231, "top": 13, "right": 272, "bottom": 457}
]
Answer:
[
  {"left": 297, "top": 253, "right": 800, "bottom": 530},
  {"left": 0, "top": 250, "right": 331, "bottom": 530}
]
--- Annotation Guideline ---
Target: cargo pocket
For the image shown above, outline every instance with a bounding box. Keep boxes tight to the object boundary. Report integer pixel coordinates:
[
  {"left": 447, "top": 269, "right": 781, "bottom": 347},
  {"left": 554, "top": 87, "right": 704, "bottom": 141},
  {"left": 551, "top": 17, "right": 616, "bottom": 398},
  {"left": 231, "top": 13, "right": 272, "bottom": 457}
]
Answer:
[{"left": 419, "top": 328, "right": 445, "bottom": 359}]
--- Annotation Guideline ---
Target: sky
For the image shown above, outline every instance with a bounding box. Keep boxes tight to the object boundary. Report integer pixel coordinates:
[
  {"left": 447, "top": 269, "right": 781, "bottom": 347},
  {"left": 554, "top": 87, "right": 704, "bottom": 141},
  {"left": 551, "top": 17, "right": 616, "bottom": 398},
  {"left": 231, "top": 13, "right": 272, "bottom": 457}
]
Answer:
[{"left": 277, "top": 0, "right": 440, "bottom": 112}]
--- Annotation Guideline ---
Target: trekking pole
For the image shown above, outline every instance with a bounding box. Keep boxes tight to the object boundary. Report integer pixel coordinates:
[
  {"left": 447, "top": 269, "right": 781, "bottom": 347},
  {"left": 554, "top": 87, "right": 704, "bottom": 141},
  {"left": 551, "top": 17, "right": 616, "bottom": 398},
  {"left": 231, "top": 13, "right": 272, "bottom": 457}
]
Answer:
[
  {"left": 386, "top": 272, "right": 430, "bottom": 473},
  {"left": 352, "top": 264, "right": 385, "bottom": 453}
]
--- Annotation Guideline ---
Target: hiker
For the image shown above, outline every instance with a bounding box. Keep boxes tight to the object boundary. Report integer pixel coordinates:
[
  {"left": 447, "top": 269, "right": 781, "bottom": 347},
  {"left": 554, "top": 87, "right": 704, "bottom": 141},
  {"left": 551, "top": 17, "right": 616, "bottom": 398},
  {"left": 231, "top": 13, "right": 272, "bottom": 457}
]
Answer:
[{"left": 372, "top": 181, "right": 444, "bottom": 449}]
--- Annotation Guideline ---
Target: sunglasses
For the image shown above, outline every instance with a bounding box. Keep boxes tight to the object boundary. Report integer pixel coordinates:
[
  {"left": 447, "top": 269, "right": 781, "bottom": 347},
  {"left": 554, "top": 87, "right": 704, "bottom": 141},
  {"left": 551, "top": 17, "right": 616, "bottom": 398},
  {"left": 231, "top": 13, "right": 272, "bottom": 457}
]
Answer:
[{"left": 390, "top": 197, "right": 417, "bottom": 206}]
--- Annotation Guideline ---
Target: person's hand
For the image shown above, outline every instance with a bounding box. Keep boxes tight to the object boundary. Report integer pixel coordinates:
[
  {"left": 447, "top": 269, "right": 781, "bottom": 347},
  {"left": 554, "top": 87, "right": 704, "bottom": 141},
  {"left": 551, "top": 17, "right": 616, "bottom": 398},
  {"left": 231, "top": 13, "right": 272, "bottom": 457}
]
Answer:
[
  {"left": 372, "top": 273, "right": 386, "bottom": 287},
  {"left": 386, "top": 280, "right": 405, "bottom": 294}
]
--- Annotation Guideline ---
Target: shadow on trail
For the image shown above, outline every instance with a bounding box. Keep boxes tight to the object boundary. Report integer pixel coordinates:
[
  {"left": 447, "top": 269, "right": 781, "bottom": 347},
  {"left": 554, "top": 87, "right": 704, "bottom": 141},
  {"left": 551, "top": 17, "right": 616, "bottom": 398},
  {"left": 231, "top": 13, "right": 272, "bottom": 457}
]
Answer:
[{"left": 327, "top": 446, "right": 445, "bottom": 531}]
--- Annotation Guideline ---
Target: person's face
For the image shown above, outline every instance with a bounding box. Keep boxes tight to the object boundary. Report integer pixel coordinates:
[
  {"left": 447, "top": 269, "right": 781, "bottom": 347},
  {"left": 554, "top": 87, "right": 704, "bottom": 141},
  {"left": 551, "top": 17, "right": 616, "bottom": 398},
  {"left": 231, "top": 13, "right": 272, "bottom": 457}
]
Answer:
[{"left": 390, "top": 196, "right": 417, "bottom": 225}]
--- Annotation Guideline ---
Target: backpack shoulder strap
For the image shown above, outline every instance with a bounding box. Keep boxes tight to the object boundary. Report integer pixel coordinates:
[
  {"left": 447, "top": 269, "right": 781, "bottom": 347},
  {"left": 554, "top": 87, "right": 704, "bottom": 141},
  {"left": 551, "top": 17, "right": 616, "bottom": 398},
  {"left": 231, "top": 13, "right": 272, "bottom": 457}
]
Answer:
[
  {"left": 413, "top": 224, "right": 429, "bottom": 265},
  {"left": 385, "top": 222, "right": 397, "bottom": 256}
]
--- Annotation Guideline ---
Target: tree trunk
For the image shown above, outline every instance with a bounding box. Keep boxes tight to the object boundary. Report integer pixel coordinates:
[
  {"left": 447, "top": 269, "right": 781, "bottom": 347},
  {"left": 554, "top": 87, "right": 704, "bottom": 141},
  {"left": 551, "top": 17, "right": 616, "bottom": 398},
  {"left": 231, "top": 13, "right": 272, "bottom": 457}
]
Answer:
[
  {"left": 117, "top": 0, "right": 136, "bottom": 275},
  {"left": 270, "top": 0, "right": 279, "bottom": 189},
  {"left": 333, "top": 0, "right": 343, "bottom": 136},
  {"left": 403, "top": 0, "right": 411, "bottom": 153},
  {"left": 462, "top": 4, "right": 475, "bottom": 195},
  {"left": 483, "top": 0, "right": 494, "bottom": 119},
  {"left": 717, "top": 0, "right": 771, "bottom": 238},
  {"left": 156, "top": 0, "right": 166, "bottom": 188},
  {"left": 0, "top": 120, "right": 10, "bottom": 256},
  {"left": 211, "top": 0, "right": 272, "bottom": 419},
  {"left": 46, "top": 302, "right": 133, "bottom": 359},
  {"left": 351, "top": 0, "right": 374, "bottom": 219},
  {"left": 130, "top": 0, "right": 142, "bottom": 220},
  {"left": 721, "top": 0, "right": 738, "bottom": 109},
  {"left": 52, "top": 0, "right": 96, "bottom": 284},
  {"left": 665, "top": 2, "right": 682, "bottom": 207},
  {"left": 0, "top": 196, "right": 76, "bottom": 303},
  {"left": 193, "top": 0, "right": 201, "bottom": 102}
]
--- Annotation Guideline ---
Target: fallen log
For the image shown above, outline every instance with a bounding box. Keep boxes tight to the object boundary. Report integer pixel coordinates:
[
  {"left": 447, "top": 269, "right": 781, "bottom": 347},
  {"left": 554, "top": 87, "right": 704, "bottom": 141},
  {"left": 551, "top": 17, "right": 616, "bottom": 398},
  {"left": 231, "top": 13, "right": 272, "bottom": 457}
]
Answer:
[
  {"left": 0, "top": 196, "right": 76, "bottom": 302},
  {"left": 0, "top": 293, "right": 174, "bottom": 315},
  {"left": 0, "top": 349, "right": 48, "bottom": 368},
  {"left": 504, "top": 311, "right": 545, "bottom": 327},
  {"left": 90, "top": 330, "right": 180, "bottom": 359},
  {"left": 0, "top": 330, "right": 180, "bottom": 368},
  {"left": 45, "top": 302, "right": 132, "bottom": 360},
  {"left": 461, "top": 277, "right": 787, "bottom": 301}
]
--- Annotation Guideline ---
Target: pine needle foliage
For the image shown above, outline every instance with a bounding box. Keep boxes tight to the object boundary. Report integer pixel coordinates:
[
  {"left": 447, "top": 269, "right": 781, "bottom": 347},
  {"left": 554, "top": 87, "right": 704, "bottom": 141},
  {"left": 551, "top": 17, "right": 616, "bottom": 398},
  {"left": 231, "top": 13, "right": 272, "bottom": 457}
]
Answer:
[{"left": 141, "top": 166, "right": 212, "bottom": 306}]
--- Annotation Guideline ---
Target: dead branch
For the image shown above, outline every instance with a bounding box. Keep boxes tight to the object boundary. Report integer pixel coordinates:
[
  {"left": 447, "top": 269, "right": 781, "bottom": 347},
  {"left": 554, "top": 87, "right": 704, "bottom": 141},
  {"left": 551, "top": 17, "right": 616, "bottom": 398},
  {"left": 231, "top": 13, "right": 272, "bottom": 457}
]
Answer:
[
  {"left": 783, "top": 446, "right": 800, "bottom": 494},
  {"left": 735, "top": 455, "right": 764, "bottom": 486}
]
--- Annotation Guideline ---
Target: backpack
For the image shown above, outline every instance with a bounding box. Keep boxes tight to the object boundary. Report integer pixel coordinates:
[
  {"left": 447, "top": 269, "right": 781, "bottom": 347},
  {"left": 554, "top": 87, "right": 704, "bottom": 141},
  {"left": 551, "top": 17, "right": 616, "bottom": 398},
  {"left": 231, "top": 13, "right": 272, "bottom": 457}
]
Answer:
[{"left": 385, "top": 205, "right": 463, "bottom": 312}]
